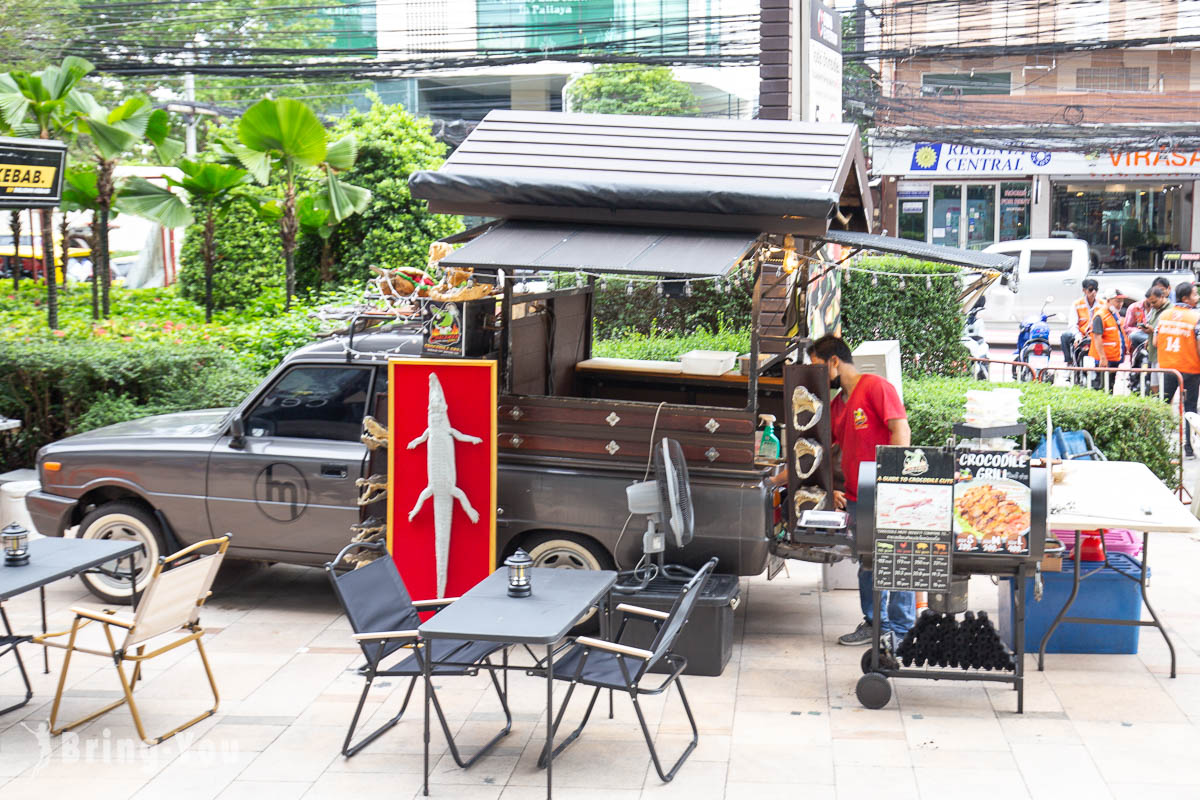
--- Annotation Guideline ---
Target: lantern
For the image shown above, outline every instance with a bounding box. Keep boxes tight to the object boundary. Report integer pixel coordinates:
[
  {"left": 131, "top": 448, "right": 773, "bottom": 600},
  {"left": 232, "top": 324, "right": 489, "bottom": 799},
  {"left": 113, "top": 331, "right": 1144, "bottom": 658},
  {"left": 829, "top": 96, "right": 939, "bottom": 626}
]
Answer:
[
  {"left": 505, "top": 548, "right": 533, "bottom": 597},
  {"left": 2, "top": 522, "right": 30, "bottom": 566}
]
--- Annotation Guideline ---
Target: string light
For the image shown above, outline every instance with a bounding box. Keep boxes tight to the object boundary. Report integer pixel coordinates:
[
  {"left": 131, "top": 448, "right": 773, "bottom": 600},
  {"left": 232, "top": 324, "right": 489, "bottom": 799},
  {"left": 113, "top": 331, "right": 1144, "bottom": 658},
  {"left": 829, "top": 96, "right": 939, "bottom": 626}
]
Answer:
[
  {"left": 899, "top": 277, "right": 907, "bottom": 289},
  {"left": 684, "top": 280, "right": 693, "bottom": 297},
  {"left": 872, "top": 274, "right": 879, "bottom": 286},
  {"left": 626, "top": 280, "right": 635, "bottom": 295},
  {"left": 926, "top": 276, "right": 933, "bottom": 289}
]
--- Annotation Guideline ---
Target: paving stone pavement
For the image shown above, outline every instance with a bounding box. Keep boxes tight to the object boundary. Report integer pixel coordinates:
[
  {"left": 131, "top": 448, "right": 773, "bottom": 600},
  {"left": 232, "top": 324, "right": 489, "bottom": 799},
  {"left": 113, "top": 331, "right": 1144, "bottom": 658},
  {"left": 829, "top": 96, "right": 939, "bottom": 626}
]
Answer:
[{"left": 2, "top": 503, "right": 1200, "bottom": 799}]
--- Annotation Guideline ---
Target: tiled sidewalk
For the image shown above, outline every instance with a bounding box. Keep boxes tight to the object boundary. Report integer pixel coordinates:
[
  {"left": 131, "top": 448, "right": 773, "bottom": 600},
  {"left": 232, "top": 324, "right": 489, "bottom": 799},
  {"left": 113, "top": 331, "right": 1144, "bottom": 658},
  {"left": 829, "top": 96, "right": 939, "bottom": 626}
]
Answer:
[{"left": 2, "top": 530, "right": 1199, "bottom": 800}]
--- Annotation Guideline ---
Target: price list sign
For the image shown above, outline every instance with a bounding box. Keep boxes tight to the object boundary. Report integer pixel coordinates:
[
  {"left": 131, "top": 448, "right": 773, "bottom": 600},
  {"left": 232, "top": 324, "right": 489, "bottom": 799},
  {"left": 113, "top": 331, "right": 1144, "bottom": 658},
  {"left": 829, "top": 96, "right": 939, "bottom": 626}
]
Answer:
[{"left": 872, "top": 446, "right": 955, "bottom": 592}]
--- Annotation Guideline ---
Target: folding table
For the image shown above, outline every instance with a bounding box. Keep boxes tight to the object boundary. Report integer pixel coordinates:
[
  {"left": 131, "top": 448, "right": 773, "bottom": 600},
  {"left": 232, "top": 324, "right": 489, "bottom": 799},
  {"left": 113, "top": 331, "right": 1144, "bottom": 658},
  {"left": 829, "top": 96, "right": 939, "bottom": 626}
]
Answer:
[
  {"left": 0, "top": 536, "right": 142, "bottom": 714},
  {"left": 418, "top": 566, "right": 616, "bottom": 800}
]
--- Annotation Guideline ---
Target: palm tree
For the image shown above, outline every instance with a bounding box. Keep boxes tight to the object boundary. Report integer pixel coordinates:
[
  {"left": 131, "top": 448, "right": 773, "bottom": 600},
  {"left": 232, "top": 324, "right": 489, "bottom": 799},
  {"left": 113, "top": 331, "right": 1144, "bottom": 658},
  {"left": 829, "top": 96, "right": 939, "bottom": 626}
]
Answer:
[
  {"left": 67, "top": 93, "right": 181, "bottom": 317},
  {"left": 8, "top": 209, "right": 21, "bottom": 292},
  {"left": 0, "top": 55, "right": 92, "bottom": 328},
  {"left": 61, "top": 165, "right": 106, "bottom": 319},
  {"left": 231, "top": 98, "right": 369, "bottom": 308},
  {"left": 122, "top": 160, "right": 253, "bottom": 322}
]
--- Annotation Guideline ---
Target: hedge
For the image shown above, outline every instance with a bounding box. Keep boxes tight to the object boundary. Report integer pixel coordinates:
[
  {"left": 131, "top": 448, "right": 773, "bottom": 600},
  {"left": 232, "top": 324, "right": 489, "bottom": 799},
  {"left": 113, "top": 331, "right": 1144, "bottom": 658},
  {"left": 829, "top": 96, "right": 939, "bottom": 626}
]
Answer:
[
  {"left": 178, "top": 195, "right": 285, "bottom": 310},
  {"left": 0, "top": 340, "right": 260, "bottom": 471},
  {"left": 905, "top": 377, "right": 1178, "bottom": 485}
]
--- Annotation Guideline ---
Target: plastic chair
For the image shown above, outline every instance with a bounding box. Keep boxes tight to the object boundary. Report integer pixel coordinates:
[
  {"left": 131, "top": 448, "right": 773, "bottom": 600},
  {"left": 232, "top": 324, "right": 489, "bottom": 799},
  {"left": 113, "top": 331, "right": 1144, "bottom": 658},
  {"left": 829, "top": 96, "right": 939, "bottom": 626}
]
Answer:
[
  {"left": 325, "top": 541, "right": 511, "bottom": 760},
  {"left": 537, "top": 557, "right": 718, "bottom": 783},
  {"left": 1032, "top": 427, "right": 1107, "bottom": 462},
  {"left": 37, "top": 535, "right": 230, "bottom": 745}
]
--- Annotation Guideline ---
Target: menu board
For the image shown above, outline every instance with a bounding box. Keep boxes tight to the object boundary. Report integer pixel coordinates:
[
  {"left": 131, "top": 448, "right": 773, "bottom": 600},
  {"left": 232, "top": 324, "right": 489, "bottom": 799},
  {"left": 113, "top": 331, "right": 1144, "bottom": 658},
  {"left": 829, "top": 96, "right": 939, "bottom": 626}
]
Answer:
[
  {"left": 952, "top": 450, "right": 1032, "bottom": 556},
  {"left": 873, "top": 446, "right": 955, "bottom": 592}
]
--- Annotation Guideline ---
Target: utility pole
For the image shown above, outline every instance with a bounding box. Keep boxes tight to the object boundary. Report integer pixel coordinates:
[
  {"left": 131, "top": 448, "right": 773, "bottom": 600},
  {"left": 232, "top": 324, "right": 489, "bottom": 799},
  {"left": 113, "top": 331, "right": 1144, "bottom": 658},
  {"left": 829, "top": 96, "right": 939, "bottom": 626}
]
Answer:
[{"left": 183, "top": 72, "right": 197, "bottom": 156}]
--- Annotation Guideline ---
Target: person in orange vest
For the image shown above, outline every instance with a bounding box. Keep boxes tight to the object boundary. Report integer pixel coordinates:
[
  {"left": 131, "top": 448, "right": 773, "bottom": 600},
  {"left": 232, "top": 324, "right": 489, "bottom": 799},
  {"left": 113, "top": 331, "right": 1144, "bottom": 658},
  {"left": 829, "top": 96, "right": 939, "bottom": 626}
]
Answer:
[
  {"left": 1060, "top": 278, "right": 1099, "bottom": 367},
  {"left": 1154, "top": 281, "right": 1200, "bottom": 457},
  {"left": 1088, "top": 288, "right": 1127, "bottom": 392}
]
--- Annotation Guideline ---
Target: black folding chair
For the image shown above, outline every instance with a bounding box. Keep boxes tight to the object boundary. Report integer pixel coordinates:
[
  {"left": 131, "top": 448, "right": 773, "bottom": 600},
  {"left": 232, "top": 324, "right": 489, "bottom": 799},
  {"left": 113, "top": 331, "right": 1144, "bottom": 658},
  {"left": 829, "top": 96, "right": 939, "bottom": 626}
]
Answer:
[
  {"left": 538, "top": 557, "right": 718, "bottom": 783},
  {"left": 0, "top": 604, "right": 32, "bottom": 716},
  {"left": 325, "top": 541, "right": 512, "bottom": 760}
]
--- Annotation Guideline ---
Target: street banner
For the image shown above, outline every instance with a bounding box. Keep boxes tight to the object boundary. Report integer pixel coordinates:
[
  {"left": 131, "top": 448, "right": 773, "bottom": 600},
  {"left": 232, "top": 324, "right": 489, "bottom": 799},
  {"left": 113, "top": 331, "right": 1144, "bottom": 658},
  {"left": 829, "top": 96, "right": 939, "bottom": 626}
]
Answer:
[{"left": 387, "top": 358, "right": 497, "bottom": 603}]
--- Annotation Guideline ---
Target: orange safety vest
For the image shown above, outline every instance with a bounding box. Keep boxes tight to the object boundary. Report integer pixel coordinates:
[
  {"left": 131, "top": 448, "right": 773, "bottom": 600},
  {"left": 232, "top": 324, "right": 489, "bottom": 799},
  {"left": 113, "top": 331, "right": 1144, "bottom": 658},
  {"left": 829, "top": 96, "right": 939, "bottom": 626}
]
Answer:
[
  {"left": 1073, "top": 296, "right": 1097, "bottom": 336},
  {"left": 1155, "top": 305, "right": 1200, "bottom": 375},
  {"left": 1088, "top": 304, "right": 1125, "bottom": 363}
]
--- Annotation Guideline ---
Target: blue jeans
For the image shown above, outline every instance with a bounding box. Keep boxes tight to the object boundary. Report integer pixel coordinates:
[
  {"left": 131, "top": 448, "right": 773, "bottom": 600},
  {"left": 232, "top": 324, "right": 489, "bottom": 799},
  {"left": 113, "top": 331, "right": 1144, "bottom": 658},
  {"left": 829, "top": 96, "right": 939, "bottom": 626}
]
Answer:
[{"left": 857, "top": 567, "right": 916, "bottom": 638}]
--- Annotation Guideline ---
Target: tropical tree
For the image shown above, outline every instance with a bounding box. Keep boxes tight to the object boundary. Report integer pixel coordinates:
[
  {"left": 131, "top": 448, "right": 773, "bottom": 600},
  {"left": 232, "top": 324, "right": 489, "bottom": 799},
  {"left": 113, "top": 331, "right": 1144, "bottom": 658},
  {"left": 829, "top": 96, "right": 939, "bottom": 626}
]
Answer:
[
  {"left": 230, "top": 98, "right": 369, "bottom": 308},
  {"left": 566, "top": 64, "right": 700, "bottom": 116},
  {"left": 60, "top": 165, "right": 106, "bottom": 319},
  {"left": 7, "top": 209, "right": 20, "bottom": 291},
  {"left": 67, "top": 92, "right": 181, "bottom": 317},
  {"left": 122, "top": 160, "right": 254, "bottom": 321},
  {"left": 0, "top": 55, "right": 92, "bottom": 328}
]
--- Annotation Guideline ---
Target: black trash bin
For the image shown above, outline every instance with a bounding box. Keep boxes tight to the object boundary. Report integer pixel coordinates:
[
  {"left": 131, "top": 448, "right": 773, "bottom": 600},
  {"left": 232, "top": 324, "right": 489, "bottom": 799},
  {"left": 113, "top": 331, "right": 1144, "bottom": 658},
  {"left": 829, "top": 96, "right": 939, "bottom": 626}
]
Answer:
[{"left": 612, "top": 574, "right": 741, "bottom": 676}]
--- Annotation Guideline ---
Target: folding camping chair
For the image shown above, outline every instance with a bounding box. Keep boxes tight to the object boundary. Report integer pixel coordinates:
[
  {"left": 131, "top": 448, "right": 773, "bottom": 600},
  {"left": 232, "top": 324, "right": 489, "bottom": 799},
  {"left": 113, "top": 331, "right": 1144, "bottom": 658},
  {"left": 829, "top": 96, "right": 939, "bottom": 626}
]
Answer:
[
  {"left": 0, "top": 604, "right": 32, "bottom": 716},
  {"left": 37, "top": 535, "right": 229, "bottom": 745},
  {"left": 325, "top": 541, "right": 511, "bottom": 760},
  {"left": 538, "top": 557, "right": 717, "bottom": 783}
]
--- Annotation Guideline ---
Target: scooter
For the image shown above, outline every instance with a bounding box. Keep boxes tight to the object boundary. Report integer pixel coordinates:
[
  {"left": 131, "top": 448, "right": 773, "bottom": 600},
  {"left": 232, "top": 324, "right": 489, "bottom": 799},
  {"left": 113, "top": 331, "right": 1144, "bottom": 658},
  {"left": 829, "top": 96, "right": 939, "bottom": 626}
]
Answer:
[
  {"left": 1013, "top": 297, "right": 1055, "bottom": 383},
  {"left": 962, "top": 297, "right": 989, "bottom": 380}
]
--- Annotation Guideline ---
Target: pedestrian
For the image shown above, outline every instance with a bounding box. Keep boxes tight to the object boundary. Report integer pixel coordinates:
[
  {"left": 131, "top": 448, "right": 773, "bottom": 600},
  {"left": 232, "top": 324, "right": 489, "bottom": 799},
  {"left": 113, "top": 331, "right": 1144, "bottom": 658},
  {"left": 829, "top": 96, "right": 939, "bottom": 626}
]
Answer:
[
  {"left": 1088, "top": 287, "right": 1127, "bottom": 392},
  {"left": 1061, "top": 278, "right": 1099, "bottom": 368},
  {"left": 1154, "top": 281, "right": 1200, "bottom": 457},
  {"left": 1152, "top": 275, "right": 1175, "bottom": 305},
  {"left": 805, "top": 335, "right": 915, "bottom": 648},
  {"left": 1125, "top": 286, "right": 1168, "bottom": 352}
]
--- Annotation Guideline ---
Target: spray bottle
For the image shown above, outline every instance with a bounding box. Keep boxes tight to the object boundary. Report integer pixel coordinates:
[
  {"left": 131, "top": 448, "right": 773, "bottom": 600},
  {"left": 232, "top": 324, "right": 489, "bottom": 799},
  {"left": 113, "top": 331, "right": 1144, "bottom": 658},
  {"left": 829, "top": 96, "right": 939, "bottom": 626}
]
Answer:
[{"left": 757, "top": 413, "right": 781, "bottom": 459}]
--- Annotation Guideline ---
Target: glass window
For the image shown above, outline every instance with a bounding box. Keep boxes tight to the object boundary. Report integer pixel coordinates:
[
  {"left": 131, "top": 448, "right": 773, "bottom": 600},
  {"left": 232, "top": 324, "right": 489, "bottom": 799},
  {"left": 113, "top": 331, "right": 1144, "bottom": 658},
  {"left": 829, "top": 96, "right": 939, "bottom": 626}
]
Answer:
[
  {"left": 1052, "top": 182, "right": 1185, "bottom": 269},
  {"left": 246, "top": 367, "right": 372, "bottom": 442},
  {"left": 932, "top": 185, "right": 961, "bottom": 248},
  {"left": 921, "top": 72, "right": 1011, "bottom": 95},
  {"left": 966, "top": 185, "right": 996, "bottom": 250},
  {"left": 1028, "top": 251, "right": 1073, "bottom": 272},
  {"left": 898, "top": 199, "right": 927, "bottom": 241},
  {"left": 999, "top": 182, "right": 1031, "bottom": 241}
]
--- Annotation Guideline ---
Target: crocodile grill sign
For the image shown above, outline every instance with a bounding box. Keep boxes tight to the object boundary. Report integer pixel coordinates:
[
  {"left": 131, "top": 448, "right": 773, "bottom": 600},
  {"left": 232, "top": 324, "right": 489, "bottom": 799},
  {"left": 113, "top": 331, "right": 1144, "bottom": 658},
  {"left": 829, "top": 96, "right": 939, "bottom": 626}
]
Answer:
[{"left": 0, "top": 137, "right": 67, "bottom": 208}]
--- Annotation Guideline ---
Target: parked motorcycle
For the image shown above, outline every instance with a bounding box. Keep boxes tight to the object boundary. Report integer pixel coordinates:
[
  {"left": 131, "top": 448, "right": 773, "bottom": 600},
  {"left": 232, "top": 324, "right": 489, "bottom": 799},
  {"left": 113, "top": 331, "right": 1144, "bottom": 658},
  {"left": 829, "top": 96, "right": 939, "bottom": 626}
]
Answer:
[
  {"left": 1013, "top": 298, "right": 1055, "bottom": 383},
  {"left": 962, "top": 298, "right": 989, "bottom": 380}
]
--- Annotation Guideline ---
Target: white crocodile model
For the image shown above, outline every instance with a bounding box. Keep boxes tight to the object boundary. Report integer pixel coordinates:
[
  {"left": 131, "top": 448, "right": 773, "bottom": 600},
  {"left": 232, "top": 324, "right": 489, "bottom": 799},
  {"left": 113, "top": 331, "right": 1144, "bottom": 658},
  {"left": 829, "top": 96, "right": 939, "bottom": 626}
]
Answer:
[{"left": 407, "top": 372, "right": 481, "bottom": 597}]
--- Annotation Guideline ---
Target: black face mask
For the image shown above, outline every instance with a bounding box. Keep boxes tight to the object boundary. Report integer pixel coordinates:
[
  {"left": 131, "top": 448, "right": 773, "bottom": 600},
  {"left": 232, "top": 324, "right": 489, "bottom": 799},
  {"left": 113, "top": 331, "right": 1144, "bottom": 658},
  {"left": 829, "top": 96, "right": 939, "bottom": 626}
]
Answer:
[{"left": 830, "top": 375, "right": 842, "bottom": 391}]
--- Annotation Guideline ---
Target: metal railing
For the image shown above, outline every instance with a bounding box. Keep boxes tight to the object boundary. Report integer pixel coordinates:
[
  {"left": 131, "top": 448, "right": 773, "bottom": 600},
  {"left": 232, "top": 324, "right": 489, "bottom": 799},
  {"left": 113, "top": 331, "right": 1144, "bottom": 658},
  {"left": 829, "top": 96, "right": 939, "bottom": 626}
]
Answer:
[{"left": 968, "top": 357, "right": 1188, "bottom": 500}]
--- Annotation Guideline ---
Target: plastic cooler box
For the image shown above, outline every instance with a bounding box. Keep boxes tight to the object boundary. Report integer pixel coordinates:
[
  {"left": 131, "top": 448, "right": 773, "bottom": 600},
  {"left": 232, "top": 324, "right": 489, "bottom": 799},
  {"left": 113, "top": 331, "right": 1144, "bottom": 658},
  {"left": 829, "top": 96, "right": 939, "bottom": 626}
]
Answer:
[
  {"left": 1052, "top": 529, "right": 1143, "bottom": 560},
  {"left": 614, "top": 574, "right": 740, "bottom": 676},
  {"left": 997, "top": 552, "right": 1148, "bottom": 654}
]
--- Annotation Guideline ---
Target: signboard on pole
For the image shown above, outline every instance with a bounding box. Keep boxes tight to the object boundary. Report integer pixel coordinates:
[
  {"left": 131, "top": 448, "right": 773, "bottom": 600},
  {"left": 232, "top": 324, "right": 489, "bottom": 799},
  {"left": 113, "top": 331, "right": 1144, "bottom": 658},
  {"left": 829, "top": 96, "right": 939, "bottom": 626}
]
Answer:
[
  {"left": 387, "top": 359, "right": 497, "bottom": 603},
  {"left": 800, "top": 0, "right": 842, "bottom": 123},
  {"left": 0, "top": 137, "right": 67, "bottom": 209}
]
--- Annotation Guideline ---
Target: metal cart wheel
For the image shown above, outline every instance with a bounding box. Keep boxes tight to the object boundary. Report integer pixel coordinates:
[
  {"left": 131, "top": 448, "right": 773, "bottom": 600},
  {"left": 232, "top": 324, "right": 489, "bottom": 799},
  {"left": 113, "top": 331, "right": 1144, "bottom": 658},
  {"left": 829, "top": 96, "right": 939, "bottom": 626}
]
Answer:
[
  {"left": 861, "top": 646, "right": 899, "bottom": 675},
  {"left": 856, "top": 672, "right": 892, "bottom": 709}
]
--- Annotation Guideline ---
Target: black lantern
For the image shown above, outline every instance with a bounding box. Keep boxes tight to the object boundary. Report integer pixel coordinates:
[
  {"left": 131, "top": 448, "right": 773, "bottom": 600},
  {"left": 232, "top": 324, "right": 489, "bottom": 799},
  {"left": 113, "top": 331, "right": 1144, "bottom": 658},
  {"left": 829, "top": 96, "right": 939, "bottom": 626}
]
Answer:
[
  {"left": 505, "top": 548, "right": 533, "bottom": 597},
  {"left": 2, "top": 522, "right": 30, "bottom": 566}
]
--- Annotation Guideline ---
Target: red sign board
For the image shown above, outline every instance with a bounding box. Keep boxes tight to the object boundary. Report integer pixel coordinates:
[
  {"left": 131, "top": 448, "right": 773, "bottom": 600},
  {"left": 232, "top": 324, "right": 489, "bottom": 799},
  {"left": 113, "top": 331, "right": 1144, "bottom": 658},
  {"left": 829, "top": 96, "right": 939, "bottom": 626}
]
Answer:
[{"left": 387, "top": 359, "right": 497, "bottom": 602}]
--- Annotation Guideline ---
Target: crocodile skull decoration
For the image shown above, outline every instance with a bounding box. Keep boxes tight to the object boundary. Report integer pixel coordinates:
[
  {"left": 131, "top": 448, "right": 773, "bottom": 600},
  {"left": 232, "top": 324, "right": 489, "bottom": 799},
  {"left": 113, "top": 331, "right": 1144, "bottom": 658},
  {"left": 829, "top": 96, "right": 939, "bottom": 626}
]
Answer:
[{"left": 407, "top": 372, "right": 481, "bottom": 598}]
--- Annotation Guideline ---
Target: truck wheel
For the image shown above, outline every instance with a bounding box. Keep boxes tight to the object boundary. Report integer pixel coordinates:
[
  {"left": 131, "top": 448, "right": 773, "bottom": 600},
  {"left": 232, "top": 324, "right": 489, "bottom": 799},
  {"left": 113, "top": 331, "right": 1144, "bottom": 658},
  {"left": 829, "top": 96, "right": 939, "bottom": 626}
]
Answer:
[
  {"left": 522, "top": 533, "right": 614, "bottom": 631},
  {"left": 74, "top": 501, "right": 165, "bottom": 605}
]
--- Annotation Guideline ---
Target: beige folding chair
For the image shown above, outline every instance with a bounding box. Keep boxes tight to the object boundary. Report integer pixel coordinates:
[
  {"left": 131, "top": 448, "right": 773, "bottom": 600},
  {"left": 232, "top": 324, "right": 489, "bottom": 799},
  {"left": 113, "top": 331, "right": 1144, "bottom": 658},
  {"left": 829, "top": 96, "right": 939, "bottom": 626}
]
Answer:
[{"left": 36, "top": 535, "right": 230, "bottom": 745}]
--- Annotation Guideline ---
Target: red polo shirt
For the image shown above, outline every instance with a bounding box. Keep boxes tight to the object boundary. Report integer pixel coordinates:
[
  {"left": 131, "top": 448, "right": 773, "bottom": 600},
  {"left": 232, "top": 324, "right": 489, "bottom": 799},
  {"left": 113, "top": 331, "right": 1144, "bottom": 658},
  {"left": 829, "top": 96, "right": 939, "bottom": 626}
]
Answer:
[{"left": 831, "top": 373, "right": 907, "bottom": 502}]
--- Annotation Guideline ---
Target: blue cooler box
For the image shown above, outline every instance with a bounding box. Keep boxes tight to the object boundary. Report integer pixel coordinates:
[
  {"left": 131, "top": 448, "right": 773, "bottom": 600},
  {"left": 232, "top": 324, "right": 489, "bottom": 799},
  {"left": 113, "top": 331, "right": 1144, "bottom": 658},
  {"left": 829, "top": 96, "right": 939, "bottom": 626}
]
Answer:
[{"left": 998, "top": 552, "right": 1147, "bottom": 654}]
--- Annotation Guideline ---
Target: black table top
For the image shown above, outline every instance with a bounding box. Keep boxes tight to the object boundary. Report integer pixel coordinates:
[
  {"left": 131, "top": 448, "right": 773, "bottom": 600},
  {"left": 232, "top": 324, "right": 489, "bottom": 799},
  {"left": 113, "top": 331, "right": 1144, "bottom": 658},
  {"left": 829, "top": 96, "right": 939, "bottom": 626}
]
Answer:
[
  {"left": 0, "top": 537, "right": 142, "bottom": 601},
  {"left": 419, "top": 567, "right": 617, "bottom": 645}
]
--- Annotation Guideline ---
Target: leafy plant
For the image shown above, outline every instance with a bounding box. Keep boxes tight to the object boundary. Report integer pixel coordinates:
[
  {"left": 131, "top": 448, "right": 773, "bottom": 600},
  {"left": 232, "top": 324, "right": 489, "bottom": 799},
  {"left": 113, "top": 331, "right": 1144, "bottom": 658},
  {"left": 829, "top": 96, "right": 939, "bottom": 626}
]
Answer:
[
  {"left": 231, "top": 97, "right": 370, "bottom": 307},
  {"left": 176, "top": 195, "right": 285, "bottom": 312},
  {"left": 566, "top": 64, "right": 700, "bottom": 116}
]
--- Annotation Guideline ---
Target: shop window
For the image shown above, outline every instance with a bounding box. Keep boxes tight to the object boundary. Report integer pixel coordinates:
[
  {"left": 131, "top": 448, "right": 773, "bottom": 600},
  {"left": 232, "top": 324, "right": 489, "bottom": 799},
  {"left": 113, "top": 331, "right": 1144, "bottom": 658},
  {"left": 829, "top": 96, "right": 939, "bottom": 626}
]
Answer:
[
  {"left": 932, "top": 185, "right": 961, "bottom": 248},
  {"left": 1052, "top": 183, "right": 1184, "bottom": 269},
  {"left": 1028, "top": 251, "right": 1073, "bottom": 272},
  {"left": 898, "top": 199, "right": 927, "bottom": 241},
  {"left": 1076, "top": 67, "right": 1149, "bottom": 92},
  {"left": 965, "top": 185, "right": 995, "bottom": 250},
  {"left": 921, "top": 72, "right": 1011, "bottom": 96}
]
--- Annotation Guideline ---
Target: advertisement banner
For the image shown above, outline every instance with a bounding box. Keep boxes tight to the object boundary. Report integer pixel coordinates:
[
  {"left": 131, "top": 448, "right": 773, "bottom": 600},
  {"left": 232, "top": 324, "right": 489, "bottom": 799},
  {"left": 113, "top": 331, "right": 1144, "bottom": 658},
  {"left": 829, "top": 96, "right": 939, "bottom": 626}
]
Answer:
[
  {"left": 876, "top": 140, "right": 1200, "bottom": 178},
  {"left": 873, "top": 446, "right": 955, "bottom": 592},
  {"left": 0, "top": 137, "right": 67, "bottom": 209},
  {"left": 804, "top": 0, "right": 842, "bottom": 123},
  {"left": 388, "top": 359, "right": 497, "bottom": 603},
  {"left": 952, "top": 449, "right": 1032, "bottom": 556}
]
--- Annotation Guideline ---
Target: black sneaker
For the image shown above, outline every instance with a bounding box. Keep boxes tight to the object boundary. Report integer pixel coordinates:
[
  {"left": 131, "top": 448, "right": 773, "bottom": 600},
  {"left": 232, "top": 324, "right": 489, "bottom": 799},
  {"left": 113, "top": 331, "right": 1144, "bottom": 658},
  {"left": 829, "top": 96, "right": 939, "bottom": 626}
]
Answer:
[{"left": 838, "top": 618, "right": 873, "bottom": 646}]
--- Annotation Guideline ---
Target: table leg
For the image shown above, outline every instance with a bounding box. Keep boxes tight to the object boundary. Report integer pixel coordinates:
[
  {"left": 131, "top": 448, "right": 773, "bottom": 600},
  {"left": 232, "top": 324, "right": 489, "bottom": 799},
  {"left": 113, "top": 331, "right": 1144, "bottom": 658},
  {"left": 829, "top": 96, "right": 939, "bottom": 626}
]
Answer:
[
  {"left": 545, "top": 643, "right": 554, "bottom": 800},
  {"left": 39, "top": 585, "right": 47, "bottom": 674},
  {"left": 1038, "top": 542, "right": 1081, "bottom": 671},
  {"left": 870, "top": 590, "right": 882, "bottom": 671},
  {"left": 423, "top": 643, "right": 431, "bottom": 797},
  {"left": 128, "top": 554, "right": 141, "bottom": 611},
  {"left": 1137, "top": 532, "right": 1176, "bottom": 679}
]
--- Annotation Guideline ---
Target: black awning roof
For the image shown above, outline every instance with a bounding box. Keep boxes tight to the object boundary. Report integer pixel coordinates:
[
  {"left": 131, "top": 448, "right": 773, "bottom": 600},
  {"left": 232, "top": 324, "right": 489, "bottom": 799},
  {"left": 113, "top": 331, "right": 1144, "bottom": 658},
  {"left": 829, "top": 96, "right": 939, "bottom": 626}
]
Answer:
[
  {"left": 410, "top": 110, "right": 871, "bottom": 235},
  {"left": 816, "top": 230, "right": 1018, "bottom": 272},
  {"left": 439, "top": 220, "right": 760, "bottom": 278}
]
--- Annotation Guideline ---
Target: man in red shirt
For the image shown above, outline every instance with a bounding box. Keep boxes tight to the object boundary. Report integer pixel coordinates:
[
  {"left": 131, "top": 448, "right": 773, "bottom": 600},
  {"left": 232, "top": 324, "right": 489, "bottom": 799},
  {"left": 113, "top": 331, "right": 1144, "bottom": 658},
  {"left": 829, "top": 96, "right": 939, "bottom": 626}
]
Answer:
[{"left": 807, "top": 335, "right": 915, "bottom": 647}]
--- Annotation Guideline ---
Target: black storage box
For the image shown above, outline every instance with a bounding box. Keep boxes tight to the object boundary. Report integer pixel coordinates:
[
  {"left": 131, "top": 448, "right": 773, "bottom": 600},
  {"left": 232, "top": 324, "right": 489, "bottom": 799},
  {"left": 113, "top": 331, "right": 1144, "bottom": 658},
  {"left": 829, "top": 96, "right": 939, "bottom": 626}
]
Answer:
[{"left": 613, "top": 574, "right": 740, "bottom": 676}]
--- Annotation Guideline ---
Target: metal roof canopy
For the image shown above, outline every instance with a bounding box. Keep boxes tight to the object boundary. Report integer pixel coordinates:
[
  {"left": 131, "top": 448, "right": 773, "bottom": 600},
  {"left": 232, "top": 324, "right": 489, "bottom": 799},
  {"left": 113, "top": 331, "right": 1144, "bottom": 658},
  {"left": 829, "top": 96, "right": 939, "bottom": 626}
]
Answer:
[
  {"left": 439, "top": 220, "right": 760, "bottom": 278},
  {"left": 410, "top": 110, "right": 873, "bottom": 236},
  {"left": 817, "top": 230, "right": 1018, "bottom": 272}
]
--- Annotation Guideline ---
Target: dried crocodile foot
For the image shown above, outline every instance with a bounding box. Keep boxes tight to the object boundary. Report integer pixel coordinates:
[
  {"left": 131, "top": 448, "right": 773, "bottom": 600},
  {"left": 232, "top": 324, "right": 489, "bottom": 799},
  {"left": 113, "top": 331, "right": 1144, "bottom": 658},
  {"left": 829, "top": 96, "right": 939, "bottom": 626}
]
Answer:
[
  {"left": 351, "top": 515, "right": 386, "bottom": 538},
  {"left": 356, "top": 474, "right": 387, "bottom": 505},
  {"left": 361, "top": 416, "right": 389, "bottom": 450}
]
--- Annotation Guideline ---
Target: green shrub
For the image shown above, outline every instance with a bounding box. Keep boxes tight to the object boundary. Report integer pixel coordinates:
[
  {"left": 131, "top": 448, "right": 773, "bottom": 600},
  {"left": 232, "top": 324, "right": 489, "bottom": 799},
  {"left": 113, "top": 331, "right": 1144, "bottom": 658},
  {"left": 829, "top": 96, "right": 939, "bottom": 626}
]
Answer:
[
  {"left": 589, "top": 272, "right": 755, "bottom": 339},
  {"left": 904, "top": 377, "right": 1178, "bottom": 485},
  {"left": 840, "top": 256, "right": 969, "bottom": 377},
  {"left": 593, "top": 320, "right": 750, "bottom": 361},
  {"left": 0, "top": 339, "right": 260, "bottom": 471},
  {"left": 296, "top": 96, "right": 462, "bottom": 291},
  {"left": 178, "top": 196, "right": 284, "bottom": 310}
]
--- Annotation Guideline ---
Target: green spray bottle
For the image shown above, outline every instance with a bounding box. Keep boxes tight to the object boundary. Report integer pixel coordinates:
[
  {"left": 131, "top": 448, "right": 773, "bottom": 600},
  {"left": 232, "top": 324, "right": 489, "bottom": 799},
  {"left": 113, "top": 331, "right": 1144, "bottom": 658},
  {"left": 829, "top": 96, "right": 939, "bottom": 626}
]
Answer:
[{"left": 757, "top": 414, "right": 781, "bottom": 459}]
